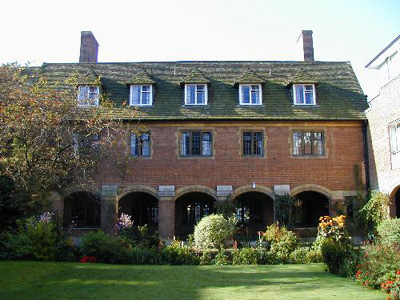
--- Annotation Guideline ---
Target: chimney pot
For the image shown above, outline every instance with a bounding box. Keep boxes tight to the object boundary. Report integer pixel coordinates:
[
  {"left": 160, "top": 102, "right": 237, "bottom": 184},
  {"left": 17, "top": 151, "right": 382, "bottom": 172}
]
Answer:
[
  {"left": 79, "top": 31, "right": 99, "bottom": 63},
  {"left": 297, "top": 30, "right": 315, "bottom": 62}
]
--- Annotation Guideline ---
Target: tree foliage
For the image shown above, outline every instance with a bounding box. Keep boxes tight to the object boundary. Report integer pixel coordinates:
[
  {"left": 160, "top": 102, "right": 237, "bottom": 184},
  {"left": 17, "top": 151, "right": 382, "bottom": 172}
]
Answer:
[
  {"left": 359, "top": 191, "right": 391, "bottom": 234},
  {"left": 0, "top": 64, "right": 138, "bottom": 209}
]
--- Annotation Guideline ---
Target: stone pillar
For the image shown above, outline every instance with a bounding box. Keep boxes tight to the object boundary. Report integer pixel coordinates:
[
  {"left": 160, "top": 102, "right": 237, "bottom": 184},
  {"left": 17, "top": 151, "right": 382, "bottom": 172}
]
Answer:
[
  {"left": 158, "top": 197, "right": 175, "bottom": 240},
  {"left": 101, "top": 196, "right": 118, "bottom": 233},
  {"left": 49, "top": 191, "right": 64, "bottom": 222}
]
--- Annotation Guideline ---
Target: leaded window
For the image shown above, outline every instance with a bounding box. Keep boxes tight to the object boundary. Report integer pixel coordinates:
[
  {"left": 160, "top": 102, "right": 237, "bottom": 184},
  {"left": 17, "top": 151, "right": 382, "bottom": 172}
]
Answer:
[
  {"left": 181, "top": 131, "right": 212, "bottom": 156},
  {"left": 243, "top": 131, "right": 263, "bottom": 156},
  {"left": 131, "top": 133, "right": 151, "bottom": 157},
  {"left": 293, "top": 131, "right": 324, "bottom": 156}
]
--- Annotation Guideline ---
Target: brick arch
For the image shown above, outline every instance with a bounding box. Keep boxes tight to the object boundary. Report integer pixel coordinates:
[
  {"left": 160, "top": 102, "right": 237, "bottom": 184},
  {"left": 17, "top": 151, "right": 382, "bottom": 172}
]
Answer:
[
  {"left": 233, "top": 185, "right": 275, "bottom": 200},
  {"left": 118, "top": 185, "right": 158, "bottom": 200},
  {"left": 290, "top": 184, "right": 332, "bottom": 199},
  {"left": 64, "top": 186, "right": 101, "bottom": 198},
  {"left": 389, "top": 182, "right": 400, "bottom": 197},
  {"left": 174, "top": 185, "right": 217, "bottom": 201}
]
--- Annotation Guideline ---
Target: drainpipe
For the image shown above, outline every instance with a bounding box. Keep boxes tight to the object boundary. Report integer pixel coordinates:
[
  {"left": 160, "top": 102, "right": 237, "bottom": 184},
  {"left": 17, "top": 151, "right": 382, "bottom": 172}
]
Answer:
[{"left": 362, "top": 120, "right": 371, "bottom": 192}]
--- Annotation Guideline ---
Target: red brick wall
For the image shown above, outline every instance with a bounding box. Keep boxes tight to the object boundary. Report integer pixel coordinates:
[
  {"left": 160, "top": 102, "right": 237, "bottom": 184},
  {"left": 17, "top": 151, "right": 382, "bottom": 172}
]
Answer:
[{"left": 100, "top": 120, "right": 364, "bottom": 192}]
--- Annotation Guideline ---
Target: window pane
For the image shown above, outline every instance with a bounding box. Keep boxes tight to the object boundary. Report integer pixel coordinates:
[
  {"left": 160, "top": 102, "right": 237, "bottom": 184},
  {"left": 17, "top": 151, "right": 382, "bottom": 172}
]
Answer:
[
  {"left": 242, "top": 85, "right": 250, "bottom": 103},
  {"left": 181, "top": 132, "right": 190, "bottom": 155},
  {"left": 130, "top": 134, "right": 137, "bottom": 155},
  {"left": 141, "top": 133, "right": 150, "bottom": 156},
  {"left": 295, "top": 85, "right": 304, "bottom": 104},
  {"left": 202, "top": 132, "right": 212, "bottom": 156},
  {"left": 142, "top": 91, "right": 150, "bottom": 105},
  {"left": 187, "top": 85, "right": 195, "bottom": 104},
  {"left": 196, "top": 85, "right": 205, "bottom": 104},
  {"left": 251, "top": 85, "right": 260, "bottom": 104},
  {"left": 293, "top": 132, "right": 302, "bottom": 155},
  {"left": 132, "top": 86, "right": 141, "bottom": 105},
  {"left": 305, "top": 85, "right": 314, "bottom": 104},
  {"left": 254, "top": 132, "right": 263, "bottom": 155},
  {"left": 191, "top": 132, "right": 201, "bottom": 155},
  {"left": 243, "top": 132, "right": 252, "bottom": 155},
  {"left": 304, "top": 132, "right": 312, "bottom": 154}
]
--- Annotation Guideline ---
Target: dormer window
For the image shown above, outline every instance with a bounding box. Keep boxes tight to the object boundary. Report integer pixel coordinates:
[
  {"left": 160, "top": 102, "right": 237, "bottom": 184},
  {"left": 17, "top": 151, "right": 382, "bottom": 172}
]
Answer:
[
  {"left": 239, "top": 84, "right": 262, "bottom": 105},
  {"left": 130, "top": 85, "right": 153, "bottom": 106},
  {"left": 185, "top": 84, "right": 207, "bottom": 105},
  {"left": 77, "top": 86, "right": 100, "bottom": 107},
  {"left": 293, "top": 84, "right": 316, "bottom": 105}
]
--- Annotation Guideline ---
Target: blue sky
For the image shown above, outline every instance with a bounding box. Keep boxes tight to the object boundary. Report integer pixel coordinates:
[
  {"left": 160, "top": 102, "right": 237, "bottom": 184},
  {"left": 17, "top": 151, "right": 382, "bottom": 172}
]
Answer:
[{"left": 1, "top": 0, "right": 399, "bottom": 97}]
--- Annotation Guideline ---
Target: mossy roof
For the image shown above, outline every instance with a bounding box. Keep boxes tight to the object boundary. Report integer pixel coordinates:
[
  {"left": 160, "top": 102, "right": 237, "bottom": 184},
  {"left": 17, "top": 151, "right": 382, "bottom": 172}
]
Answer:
[
  {"left": 38, "top": 61, "right": 367, "bottom": 121},
  {"left": 126, "top": 69, "right": 155, "bottom": 85}
]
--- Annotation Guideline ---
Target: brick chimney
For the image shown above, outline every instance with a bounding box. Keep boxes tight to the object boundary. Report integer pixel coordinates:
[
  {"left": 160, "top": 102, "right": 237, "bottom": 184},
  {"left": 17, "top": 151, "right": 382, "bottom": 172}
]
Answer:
[
  {"left": 79, "top": 31, "right": 99, "bottom": 63},
  {"left": 296, "top": 30, "right": 314, "bottom": 62}
]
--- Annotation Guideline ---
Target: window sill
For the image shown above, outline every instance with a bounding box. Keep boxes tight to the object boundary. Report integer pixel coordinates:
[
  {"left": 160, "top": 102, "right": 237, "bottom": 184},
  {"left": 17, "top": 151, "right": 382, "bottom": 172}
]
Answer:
[
  {"left": 130, "top": 104, "right": 153, "bottom": 107},
  {"left": 237, "top": 104, "right": 264, "bottom": 107},
  {"left": 291, "top": 154, "right": 327, "bottom": 159},
  {"left": 182, "top": 104, "right": 209, "bottom": 107},
  {"left": 179, "top": 155, "right": 214, "bottom": 159},
  {"left": 292, "top": 104, "right": 319, "bottom": 108}
]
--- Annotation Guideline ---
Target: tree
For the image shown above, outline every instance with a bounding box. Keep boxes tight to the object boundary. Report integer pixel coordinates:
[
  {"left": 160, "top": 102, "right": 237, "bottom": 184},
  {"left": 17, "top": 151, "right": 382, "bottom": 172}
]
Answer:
[{"left": 0, "top": 64, "right": 139, "bottom": 219}]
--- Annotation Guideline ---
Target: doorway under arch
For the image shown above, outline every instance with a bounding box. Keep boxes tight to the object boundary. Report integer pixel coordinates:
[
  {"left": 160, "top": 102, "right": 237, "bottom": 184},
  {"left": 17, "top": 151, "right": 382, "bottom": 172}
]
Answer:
[
  {"left": 233, "top": 191, "right": 274, "bottom": 239},
  {"left": 292, "top": 191, "right": 329, "bottom": 227},
  {"left": 64, "top": 191, "right": 101, "bottom": 228},
  {"left": 175, "top": 192, "right": 216, "bottom": 239},
  {"left": 118, "top": 192, "right": 158, "bottom": 233}
]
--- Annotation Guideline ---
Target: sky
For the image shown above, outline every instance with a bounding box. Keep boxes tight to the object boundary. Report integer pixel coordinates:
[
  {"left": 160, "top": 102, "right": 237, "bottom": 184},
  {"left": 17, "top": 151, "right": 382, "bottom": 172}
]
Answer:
[{"left": 1, "top": 0, "right": 399, "bottom": 98}]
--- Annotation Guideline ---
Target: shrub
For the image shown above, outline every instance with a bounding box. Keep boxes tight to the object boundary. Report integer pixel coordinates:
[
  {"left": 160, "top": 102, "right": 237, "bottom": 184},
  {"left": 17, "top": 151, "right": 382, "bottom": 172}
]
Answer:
[
  {"left": 264, "top": 223, "right": 298, "bottom": 262},
  {"left": 232, "top": 247, "right": 259, "bottom": 265},
  {"left": 161, "top": 241, "right": 199, "bottom": 265},
  {"left": 194, "top": 214, "right": 237, "bottom": 250},
  {"left": 355, "top": 243, "right": 400, "bottom": 289},
  {"left": 320, "top": 239, "right": 348, "bottom": 275},
  {"left": 377, "top": 218, "right": 400, "bottom": 246},
  {"left": 289, "top": 247, "right": 323, "bottom": 264},
  {"left": 0, "top": 212, "right": 75, "bottom": 261},
  {"left": 80, "top": 230, "right": 132, "bottom": 264},
  {"left": 212, "top": 250, "right": 231, "bottom": 265},
  {"left": 200, "top": 250, "right": 214, "bottom": 265},
  {"left": 359, "top": 191, "right": 391, "bottom": 235}
]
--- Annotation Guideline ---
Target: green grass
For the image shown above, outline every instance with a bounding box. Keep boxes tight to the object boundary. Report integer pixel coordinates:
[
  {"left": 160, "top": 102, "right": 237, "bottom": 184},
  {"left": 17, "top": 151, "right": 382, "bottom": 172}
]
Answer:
[{"left": 0, "top": 262, "right": 384, "bottom": 300}]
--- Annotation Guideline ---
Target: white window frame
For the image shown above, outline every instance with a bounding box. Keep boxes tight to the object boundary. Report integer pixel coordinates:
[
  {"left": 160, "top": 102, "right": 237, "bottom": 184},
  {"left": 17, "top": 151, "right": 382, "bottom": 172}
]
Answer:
[
  {"left": 184, "top": 84, "right": 208, "bottom": 105},
  {"left": 239, "top": 84, "right": 262, "bottom": 105},
  {"left": 129, "top": 85, "right": 153, "bottom": 106},
  {"left": 293, "top": 84, "right": 316, "bottom": 105},
  {"left": 389, "top": 121, "right": 400, "bottom": 169},
  {"left": 77, "top": 86, "right": 100, "bottom": 107}
]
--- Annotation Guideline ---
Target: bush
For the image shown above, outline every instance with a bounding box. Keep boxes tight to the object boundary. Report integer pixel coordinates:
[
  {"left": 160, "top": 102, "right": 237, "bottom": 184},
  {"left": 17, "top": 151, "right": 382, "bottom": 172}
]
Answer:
[
  {"left": 264, "top": 223, "right": 298, "bottom": 262},
  {"left": 212, "top": 250, "right": 231, "bottom": 265},
  {"left": 0, "top": 212, "right": 75, "bottom": 261},
  {"left": 80, "top": 230, "right": 132, "bottom": 264},
  {"left": 232, "top": 247, "right": 259, "bottom": 265},
  {"left": 355, "top": 243, "right": 400, "bottom": 289},
  {"left": 377, "top": 218, "right": 400, "bottom": 246},
  {"left": 359, "top": 191, "right": 391, "bottom": 235},
  {"left": 161, "top": 241, "right": 199, "bottom": 265},
  {"left": 289, "top": 247, "right": 323, "bottom": 264},
  {"left": 194, "top": 214, "right": 237, "bottom": 250}
]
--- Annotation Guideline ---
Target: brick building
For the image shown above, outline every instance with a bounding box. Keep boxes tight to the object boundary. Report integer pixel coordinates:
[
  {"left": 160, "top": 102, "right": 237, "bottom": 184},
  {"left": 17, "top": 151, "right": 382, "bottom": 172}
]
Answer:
[
  {"left": 365, "top": 35, "right": 400, "bottom": 218},
  {"left": 48, "top": 31, "right": 368, "bottom": 239}
]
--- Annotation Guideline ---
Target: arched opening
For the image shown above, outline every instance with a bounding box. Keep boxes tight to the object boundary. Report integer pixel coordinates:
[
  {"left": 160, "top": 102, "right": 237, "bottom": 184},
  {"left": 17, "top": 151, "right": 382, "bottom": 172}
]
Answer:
[
  {"left": 118, "top": 192, "right": 158, "bottom": 233},
  {"left": 395, "top": 188, "right": 400, "bottom": 218},
  {"left": 234, "top": 192, "right": 274, "bottom": 239},
  {"left": 292, "top": 191, "right": 329, "bottom": 227},
  {"left": 175, "top": 192, "right": 216, "bottom": 239},
  {"left": 64, "top": 191, "right": 101, "bottom": 228}
]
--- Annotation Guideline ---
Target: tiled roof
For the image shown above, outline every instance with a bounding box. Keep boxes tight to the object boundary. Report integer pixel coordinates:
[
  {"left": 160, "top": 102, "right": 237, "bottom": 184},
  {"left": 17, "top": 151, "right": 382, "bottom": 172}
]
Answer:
[
  {"left": 180, "top": 68, "right": 210, "bottom": 85},
  {"left": 39, "top": 61, "right": 367, "bottom": 120},
  {"left": 126, "top": 69, "right": 156, "bottom": 85},
  {"left": 234, "top": 69, "right": 265, "bottom": 85},
  {"left": 285, "top": 69, "right": 318, "bottom": 86}
]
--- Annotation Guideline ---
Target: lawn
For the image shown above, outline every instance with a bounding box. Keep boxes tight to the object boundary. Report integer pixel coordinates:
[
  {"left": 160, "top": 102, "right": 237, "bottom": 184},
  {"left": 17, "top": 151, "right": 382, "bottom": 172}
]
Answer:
[{"left": 0, "top": 262, "right": 384, "bottom": 300}]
